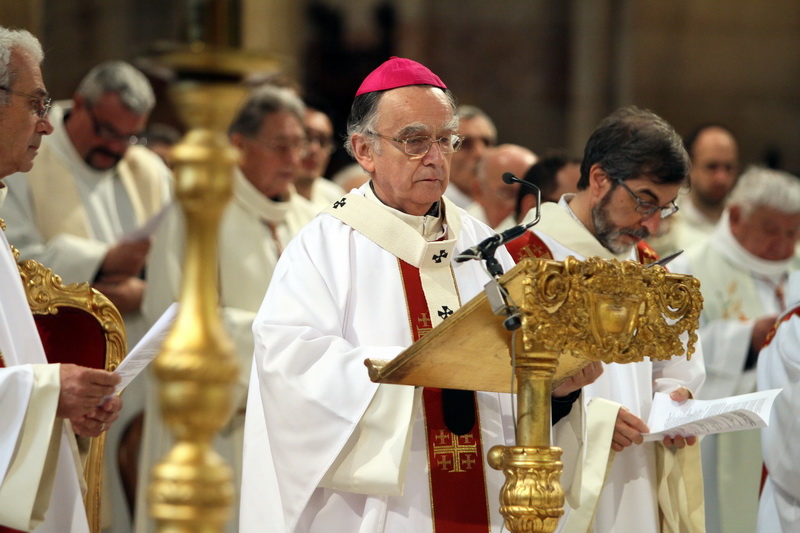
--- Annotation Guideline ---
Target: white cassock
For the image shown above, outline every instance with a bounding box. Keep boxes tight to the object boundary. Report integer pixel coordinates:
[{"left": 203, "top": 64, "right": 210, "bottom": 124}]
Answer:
[
  {"left": 670, "top": 213, "right": 791, "bottom": 533},
  {"left": 757, "top": 272, "right": 800, "bottom": 533},
  {"left": 518, "top": 197, "right": 706, "bottom": 533},
  {"left": 135, "top": 169, "right": 316, "bottom": 533},
  {"left": 240, "top": 183, "right": 554, "bottom": 532},
  {"left": 0, "top": 103, "right": 172, "bottom": 533},
  {"left": 0, "top": 187, "right": 89, "bottom": 533}
]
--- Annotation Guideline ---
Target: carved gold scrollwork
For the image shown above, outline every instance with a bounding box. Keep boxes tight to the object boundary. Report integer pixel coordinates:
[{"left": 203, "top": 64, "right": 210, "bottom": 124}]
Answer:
[{"left": 518, "top": 257, "right": 702, "bottom": 365}]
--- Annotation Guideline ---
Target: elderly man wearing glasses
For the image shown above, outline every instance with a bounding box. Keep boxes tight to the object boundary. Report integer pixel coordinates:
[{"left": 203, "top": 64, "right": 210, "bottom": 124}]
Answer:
[
  {"left": 0, "top": 59, "right": 172, "bottom": 533},
  {"left": 506, "top": 106, "right": 706, "bottom": 533},
  {"left": 239, "top": 57, "right": 600, "bottom": 533}
]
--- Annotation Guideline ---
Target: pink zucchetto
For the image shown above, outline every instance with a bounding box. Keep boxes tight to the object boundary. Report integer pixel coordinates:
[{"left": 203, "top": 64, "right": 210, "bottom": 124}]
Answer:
[{"left": 355, "top": 56, "right": 447, "bottom": 97}]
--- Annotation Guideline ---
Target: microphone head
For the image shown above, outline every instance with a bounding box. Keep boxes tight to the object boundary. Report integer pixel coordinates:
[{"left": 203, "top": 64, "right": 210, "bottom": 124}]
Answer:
[{"left": 502, "top": 172, "right": 518, "bottom": 185}]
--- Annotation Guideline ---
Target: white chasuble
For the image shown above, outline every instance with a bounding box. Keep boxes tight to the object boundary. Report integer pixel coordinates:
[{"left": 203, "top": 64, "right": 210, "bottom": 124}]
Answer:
[{"left": 240, "top": 183, "right": 518, "bottom": 533}]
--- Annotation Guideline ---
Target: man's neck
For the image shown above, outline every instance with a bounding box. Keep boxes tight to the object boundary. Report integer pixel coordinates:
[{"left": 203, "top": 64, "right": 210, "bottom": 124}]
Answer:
[
  {"left": 564, "top": 191, "right": 595, "bottom": 234},
  {"left": 690, "top": 193, "right": 724, "bottom": 224}
]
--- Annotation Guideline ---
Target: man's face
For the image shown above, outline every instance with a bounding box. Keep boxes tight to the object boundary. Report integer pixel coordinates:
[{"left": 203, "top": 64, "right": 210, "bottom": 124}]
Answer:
[
  {"left": 352, "top": 86, "right": 457, "bottom": 216},
  {"left": 690, "top": 127, "right": 739, "bottom": 208},
  {"left": 69, "top": 92, "right": 149, "bottom": 170},
  {"left": 729, "top": 204, "right": 800, "bottom": 261},
  {"left": 478, "top": 147, "right": 536, "bottom": 228},
  {"left": 449, "top": 115, "right": 495, "bottom": 193},
  {"left": 299, "top": 108, "right": 334, "bottom": 182},
  {"left": 0, "top": 49, "right": 53, "bottom": 178},
  {"left": 591, "top": 173, "right": 681, "bottom": 254},
  {"left": 234, "top": 110, "right": 306, "bottom": 199}
]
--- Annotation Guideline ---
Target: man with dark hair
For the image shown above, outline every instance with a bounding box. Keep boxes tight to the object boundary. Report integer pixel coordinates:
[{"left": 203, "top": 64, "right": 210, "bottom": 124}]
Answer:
[
  {"left": 508, "top": 106, "right": 706, "bottom": 533},
  {"left": 240, "top": 57, "right": 600, "bottom": 533},
  {"left": 0, "top": 25, "right": 121, "bottom": 533}
]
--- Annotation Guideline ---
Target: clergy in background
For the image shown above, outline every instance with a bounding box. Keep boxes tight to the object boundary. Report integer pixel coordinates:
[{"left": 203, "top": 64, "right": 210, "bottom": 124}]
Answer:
[
  {"left": 670, "top": 166, "right": 800, "bottom": 533},
  {"left": 240, "top": 57, "right": 600, "bottom": 533},
  {"left": 0, "top": 25, "right": 121, "bottom": 532},
  {"left": 136, "top": 85, "right": 317, "bottom": 533}
]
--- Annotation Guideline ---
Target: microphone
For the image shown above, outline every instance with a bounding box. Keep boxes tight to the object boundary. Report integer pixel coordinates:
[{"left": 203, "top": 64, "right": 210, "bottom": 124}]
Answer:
[{"left": 455, "top": 173, "right": 542, "bottom": 265}]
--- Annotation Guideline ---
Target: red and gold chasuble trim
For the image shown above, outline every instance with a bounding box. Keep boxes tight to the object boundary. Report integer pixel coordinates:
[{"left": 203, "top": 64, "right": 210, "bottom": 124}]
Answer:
[
  {"left": 506, "top": 230, "right": 660, "bottom": 265},
  {"left": 397, "top": 259, "right": 491, "bottom": 533}
]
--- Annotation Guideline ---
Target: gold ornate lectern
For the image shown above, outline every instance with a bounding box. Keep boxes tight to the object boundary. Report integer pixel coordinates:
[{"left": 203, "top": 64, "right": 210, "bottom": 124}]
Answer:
[{"left": 367, "top": 256, "right": 702, "bottom": 533}]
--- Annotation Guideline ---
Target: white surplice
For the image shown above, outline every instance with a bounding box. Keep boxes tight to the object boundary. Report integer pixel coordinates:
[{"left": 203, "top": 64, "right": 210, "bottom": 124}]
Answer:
[
  {"left": 0, "top": 187, "right": 89, "bottom": 533},
  {"left": 240, "top": 183, "right": 528, "bottom": 533},
  {"left": 757, "top": 273, "right": 800, "bottom": 532},
  {"left": 135, "top": 169, "right": 316, "bottom": 533},
  {"left": 670, "top": 214, "right": 792, "bottom": 533},
  {"left": 521, "top": 198, "right": 706, "bottom": 533}
]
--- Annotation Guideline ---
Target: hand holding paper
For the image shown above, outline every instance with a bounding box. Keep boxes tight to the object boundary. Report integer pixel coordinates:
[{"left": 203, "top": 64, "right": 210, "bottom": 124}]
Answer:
[{"left": 643, "top": 388, "right": 782, "bottom": 442}]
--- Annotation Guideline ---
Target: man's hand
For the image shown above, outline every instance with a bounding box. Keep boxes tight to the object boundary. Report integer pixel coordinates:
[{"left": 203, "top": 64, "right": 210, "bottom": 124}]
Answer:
[
  {"left": 612, "top": 407, "right": 649, "bottom": 452},
  {"left": 70, "top": 396, "right": 123, "bottom": 437},
  {"left": 57, "top": 364, "right": 120, "bottom": 420},
  {"left": 552, "top": 361, "right": 604, "bottom": 398},
  {"left": 93, "top": 275, "right": 145, "bottom": 314},
  {"left": 101, "top": 239, "right": 150, "bottom": 277},
  {"left": 662, "top": 387, "right": 698, "bottom": 448}
]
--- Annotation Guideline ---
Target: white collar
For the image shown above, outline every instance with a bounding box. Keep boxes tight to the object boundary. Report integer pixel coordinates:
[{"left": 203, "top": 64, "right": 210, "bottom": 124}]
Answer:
[{"left": 710, "top": 213, "right": 792, "bottom": 279}]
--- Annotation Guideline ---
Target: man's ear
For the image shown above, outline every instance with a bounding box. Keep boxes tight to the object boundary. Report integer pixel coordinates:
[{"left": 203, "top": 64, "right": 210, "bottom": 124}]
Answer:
[
  {"left": 351, "top": 134, "right": 376, "bottom": 174},
  {"left": 588, "top": 163, "right": 611, "bottom": 201}
]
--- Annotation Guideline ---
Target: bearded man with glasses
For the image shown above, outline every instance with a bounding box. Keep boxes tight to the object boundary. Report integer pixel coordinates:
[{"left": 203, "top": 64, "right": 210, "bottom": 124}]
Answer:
[
  {"left": 240, "top": 57, "right": 600, "bottom": 533},
  {"left": 506, "top": 106, "right": 707, "bottom": 533},
  {"left": 0, "top": 59, "right": 172, "bottom": 533}
]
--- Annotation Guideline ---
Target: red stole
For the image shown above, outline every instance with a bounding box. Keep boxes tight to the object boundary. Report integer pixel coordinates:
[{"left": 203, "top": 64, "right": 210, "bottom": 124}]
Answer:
[
  {"left": 397, "top": 259, "right": 491, "bottom": 533},
  {"left": 505, "top": 230, "right": 660, "bottom": 265}
]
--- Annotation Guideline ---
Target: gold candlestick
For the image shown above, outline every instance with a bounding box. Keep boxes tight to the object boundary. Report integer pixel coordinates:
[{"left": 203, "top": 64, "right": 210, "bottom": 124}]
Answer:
[{"left": 145, "top": 46, "right": 279, "bottom": 532}]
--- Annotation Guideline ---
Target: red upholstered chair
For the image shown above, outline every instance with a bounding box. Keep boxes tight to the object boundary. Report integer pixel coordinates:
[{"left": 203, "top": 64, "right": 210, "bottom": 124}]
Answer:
[{"left": 13, "top": 258, "right": 127, "bottom": 533}]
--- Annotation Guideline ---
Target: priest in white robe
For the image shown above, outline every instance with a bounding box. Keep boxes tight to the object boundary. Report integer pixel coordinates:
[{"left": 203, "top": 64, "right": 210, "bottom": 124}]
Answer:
[
  {"left": 1, "top": 26, "right": 121, "bottom": 532},
  {"left": 0, "top": 60, "right": 172, "bottom": 533},
  {"left": 669, "top": 166, "right": 800, "bottom": 533},
  {"left": 757, "top": 271, "right": 800, "bottom": 533},
  {"left": 240, "top": 57, "right": 599, "bottom": 533},
  {"left": 507, "top": 106, "right": 706, "bottom": 533},
  {"left": 136, "top": 85, "right": 317, "bottom": 533}
]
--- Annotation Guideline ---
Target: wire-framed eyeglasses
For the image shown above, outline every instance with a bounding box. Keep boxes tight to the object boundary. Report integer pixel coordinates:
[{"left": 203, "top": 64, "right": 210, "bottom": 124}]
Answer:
[
  {"left": 370, "top": 132, "right": 464, "bottom": 157},
  {"left": 0, "top": 85, "right": 52, "bottom": 119},
  {"left": 614, "top": 177, "right": 679, "bottom": 219}
]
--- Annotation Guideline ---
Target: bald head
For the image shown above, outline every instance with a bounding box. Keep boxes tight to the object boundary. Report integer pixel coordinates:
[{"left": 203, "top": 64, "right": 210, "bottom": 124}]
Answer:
[
  {"left": 686, "top": 125, "right": 740, "bottom": 211},
  {"left": 475, "top": 144, "right": 537, "bottom": 228}
]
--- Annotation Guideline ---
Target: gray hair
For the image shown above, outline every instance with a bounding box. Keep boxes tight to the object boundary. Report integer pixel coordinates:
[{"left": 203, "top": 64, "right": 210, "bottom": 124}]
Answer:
[
  {"left": 726, "top": 165, "right": 800, "bottom": 217},
  {"left": 75, "top": 60, "right": 155, "bottom": 115},
  {"left": 228, "top": 85, "right": 305, "bottom": 138},
  {"left": 457, "top": 104, "right": 497, "bottom": 137},
  {"left": 0, "top": 26, "right": 44, "bottom": 106},
  {"left": 344, "top": 86, "right": 458, "bottom": 159}
]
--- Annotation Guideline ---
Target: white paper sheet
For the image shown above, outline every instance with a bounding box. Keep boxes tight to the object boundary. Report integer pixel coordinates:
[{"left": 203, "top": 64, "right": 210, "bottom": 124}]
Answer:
[
  {"left": 109, "top": 302, "right": 178, "bottom": 397},
  {"left": 119, "top": 201, "right": 174, "bottom": 242},
  {"left": 642, "top": 388, "right": 782, "bottom": 442}
]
